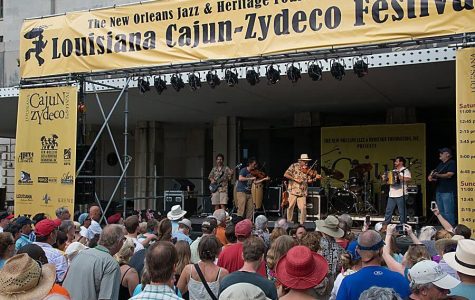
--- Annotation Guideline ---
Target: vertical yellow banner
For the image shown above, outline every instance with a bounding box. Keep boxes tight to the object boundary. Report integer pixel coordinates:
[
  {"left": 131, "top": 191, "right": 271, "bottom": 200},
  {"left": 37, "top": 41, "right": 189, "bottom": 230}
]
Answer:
[
  {"left": 14, "top": 86, "right": 77, "bottom": 219},
  {"left": 456, "top": 48, "right": 475, "bottom": 238}
]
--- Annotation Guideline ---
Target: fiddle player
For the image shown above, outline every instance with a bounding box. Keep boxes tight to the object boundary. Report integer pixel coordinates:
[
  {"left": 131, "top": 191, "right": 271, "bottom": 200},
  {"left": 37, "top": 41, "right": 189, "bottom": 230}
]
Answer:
[
  {"left": 284, "top": 154, "right": 321, "bottom": 224},
  {"left": 236, "top": 158, "right": 268, "bottom": 220},
  {"left": 208, "top": 153, "right": 234, "bottom": 211},
  {"left": 382, "top": 156, "right": 411, "bottom": 226}
]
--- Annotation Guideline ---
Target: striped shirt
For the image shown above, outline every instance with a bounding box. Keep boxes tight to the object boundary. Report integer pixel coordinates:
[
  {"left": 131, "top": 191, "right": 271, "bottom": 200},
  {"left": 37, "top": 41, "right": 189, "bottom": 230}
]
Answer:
[
  {"left": 34, "top": 242, "right": 68, "bottom": 282},
  {"left": 130, "top": 284, "right": 183, "bottom": 300}
]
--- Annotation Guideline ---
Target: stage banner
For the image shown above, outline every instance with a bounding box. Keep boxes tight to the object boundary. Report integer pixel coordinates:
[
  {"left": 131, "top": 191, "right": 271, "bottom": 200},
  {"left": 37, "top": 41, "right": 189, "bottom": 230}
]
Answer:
[
  {"left": 20, "top": 0, "right": 475, "bottom": 78},
  {"left": 321, "top": 123, "right": 426, "bottom": 216},
  {"left": 14, "top": 86, "right": 77, "bottom": 219},
  {"left": 456, "top": 47, "right": 475, "bottom": 238}
]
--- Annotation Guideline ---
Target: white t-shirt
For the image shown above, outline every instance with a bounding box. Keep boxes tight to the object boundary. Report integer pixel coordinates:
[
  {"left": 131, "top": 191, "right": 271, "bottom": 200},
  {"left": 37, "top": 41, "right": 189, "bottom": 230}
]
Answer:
[
  {"left": 389, "top": 167, "right": 411, "bottom": 197},
  {"left": 127, "top": 237, "right": 144, "bottom": 253},
  {"left": 79, "top": 226, "right": 88, "bottom": 238}
]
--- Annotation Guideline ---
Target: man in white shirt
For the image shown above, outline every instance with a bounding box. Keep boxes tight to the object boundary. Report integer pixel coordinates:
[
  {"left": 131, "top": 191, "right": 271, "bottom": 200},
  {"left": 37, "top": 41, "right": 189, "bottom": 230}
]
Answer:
[
  {"left": 87, "top": 205, "right": 103, "bottom": 241},
  {"left": 382, "top": 156, "right": 411, "bottom": 225},
  {"left": 124, "top": 215, "right": 145, "bottom": 253}
]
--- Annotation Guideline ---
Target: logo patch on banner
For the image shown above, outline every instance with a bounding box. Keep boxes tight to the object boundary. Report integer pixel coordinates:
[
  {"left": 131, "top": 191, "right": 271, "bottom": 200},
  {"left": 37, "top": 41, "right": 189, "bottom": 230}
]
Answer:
[{"left": 18, "top": 152, "right": 34, "bottom": 163}]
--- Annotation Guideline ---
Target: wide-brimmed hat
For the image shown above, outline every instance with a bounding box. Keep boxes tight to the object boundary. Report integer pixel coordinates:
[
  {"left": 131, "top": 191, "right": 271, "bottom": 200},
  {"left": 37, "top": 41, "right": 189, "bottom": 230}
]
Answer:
[
  {"left": 0, "top": 253, "right": 56, "bottom": 300},
  {"left": 409, "top": 260, "right": 460, "bottom": 289},
  {"left": 219, "top": 282, "right": 271, "bottom": 300},
  {"left": 444, "top": 239, "right": 475, "bottom": 276},
  {"left": 315, "top": 215, "right": 344, "bottom": 238},
  {"left": 298, "top": 154, "right": 311, "bottom": 161},
  {"left": 276, "top": 246, "right": 328, "bottom": 290},
  {"left": 167, "top": 205, "right": 187, "bottom": 221}
]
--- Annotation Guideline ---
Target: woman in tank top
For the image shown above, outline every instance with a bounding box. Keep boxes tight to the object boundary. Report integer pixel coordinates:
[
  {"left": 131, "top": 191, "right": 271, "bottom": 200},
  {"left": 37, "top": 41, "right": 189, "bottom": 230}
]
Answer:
[{"left": 114, "top": 238, "right": 139, "bottom": 300}]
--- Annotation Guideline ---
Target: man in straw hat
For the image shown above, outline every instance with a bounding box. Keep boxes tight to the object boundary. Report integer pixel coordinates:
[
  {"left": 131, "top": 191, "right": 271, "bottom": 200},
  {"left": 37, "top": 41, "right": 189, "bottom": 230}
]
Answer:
[
  {"left": 276, "top": 245, "right": 329, "bottom": 299},
  {"left": 444, "top": 239, "right": 475, "bottom": 298},
  {"left": 284, "top": 154, "right": 321, "bottom": 224},
  {"left": 167, "top": 205, "right": 187, "bottom": 234},
  {"left": 315, "top": 215, "right": 345, "bottom": 279},
  {"left": 336, "top": 230, "right": 410, "bottom": 300},
  {"left": 408, "top": 260, "right": 460, "bottom": 300}
]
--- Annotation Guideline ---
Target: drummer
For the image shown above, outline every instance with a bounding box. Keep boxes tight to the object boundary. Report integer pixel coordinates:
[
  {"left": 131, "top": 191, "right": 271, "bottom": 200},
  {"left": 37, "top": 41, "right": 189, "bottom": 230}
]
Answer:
[
  {"left": 348, "top": 159, "right": 364, "bottom": 187},
  {"left": 284, "top": 154, "right": 321, "bottom": 224}
]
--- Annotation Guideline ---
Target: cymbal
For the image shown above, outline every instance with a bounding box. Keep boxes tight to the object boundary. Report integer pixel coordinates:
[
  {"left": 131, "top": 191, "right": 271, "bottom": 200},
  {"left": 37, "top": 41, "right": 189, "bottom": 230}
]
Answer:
[
  {"left": 321, "top": 166, "right": 344, "bottom": 180},
  {"left": 354, "top": 163, "right": 372, "bottom": 173}
]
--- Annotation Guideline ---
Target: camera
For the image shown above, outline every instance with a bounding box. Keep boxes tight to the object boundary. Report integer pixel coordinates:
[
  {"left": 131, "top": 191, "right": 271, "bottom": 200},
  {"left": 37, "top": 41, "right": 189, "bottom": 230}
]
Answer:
[
  {"left": 365, "top": 215, "right": 371, "bottom": 225},
  {"left": 396, "top": 224, "right": 405, "bottom": 234},
  {"left": 431, "top": 201, "right": 437, "bottom": 210}
]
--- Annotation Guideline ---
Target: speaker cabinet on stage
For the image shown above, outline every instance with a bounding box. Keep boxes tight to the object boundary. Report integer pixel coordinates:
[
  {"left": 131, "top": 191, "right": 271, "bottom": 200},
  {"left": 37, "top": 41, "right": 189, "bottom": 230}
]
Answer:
[
  {"left": 264, "top": 186, "right": 281, "bottom": 212},
  {"left": 306, "top": 194, "right": 327, "bottom": 220},
  {"left": 163, "top": 191, "right": 197, "bottom": 217},
  {"left": 406, "top": 186, "right": 422, "bottom": 218}
]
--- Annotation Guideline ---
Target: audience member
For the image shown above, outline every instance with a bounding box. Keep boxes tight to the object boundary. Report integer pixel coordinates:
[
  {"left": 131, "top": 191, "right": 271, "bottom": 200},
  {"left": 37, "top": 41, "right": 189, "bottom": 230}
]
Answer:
[
  {"left": 270, "top": 227, "right": 287, "bottom": 244},
  {"left": 14, "top": 216, "right": 33, "bottom": 251},
  {"left": 108, "top": 212, "right": 123, "bottom": 225},
  {"left": 338, "top": 214, "right": 353, "bottom": 229},
  {"left": 254, "top": 214, "right": 271, "bottom": 250},
  {"left": 418, "top": 226, "right": 437, "bottom": 257},
  {"left": 178, "top": 235, "right": 229, "bottom": 300},
  {"left": 78, "top": 212, "right": 91, "bottom": 244},
  {"left": 358, "top": 287, "right": 403, "bottom": 300},
  {"left": 55, "top": 230, "right": 68, "bottom": 252},
  {"left": 274, "top": 217, "right": 290, "bottom": 232},
  {"left": 316, "top": 215, "right": 345, "bottom": 279},
  {"left": 219, "top": 236, "right": 277, "bottom": 300},
  {"left": 4, "top": 223, "right": 21, "bottom": 243},
  {"left": 0, "top": 232, "right": 15, "bottom": 268},
  {"left": 175, "top": 241, "right": 191, "bottom": 284},
  {"left": 266, "top": 235, "right": 297, "bottom": 282},
  {"left": 59, "top": 220, "right": 76, "bottom": 249},
  {"left": 336, "top": 230, "right": 410, "bottom": 300},
  {"left": 444, "top": 239, "right": 475, "bottom": 298},
  {"left": 130, "top": 241, "right": 183, "bottom": 300},
  {"left": 115, "top": 238, "right": 140, "bottom": 300},
  {"left": 157, "top": 218, "right": 173, "bottom": 242},
  {"left": 172, "top": 218, "right": 193, "bottom": 244},
  {"left": 0, "top": 211, "right": 13, "bottom": 232},
  {"left": 336, "top": 221, "right": 350, "bottom": 249},
  {"left": 432, "top": 206, "right": 472, "bottom": 239},
  {"left": 190, "top": 218, "right": 217, "bottom": 263},
  {"left": 224, "top": 223, "right": 236, "bottom": 246},
  {"left": 64, "top": 241, "right": 87, "bottom": 263},
  {"left": 63, "top": 224, "right": 124, "bottom": 300},
  {"left": 299, "top": 231, "right": 321, "bottom": 253},
  {"left": 87, "top": 205, "right": 103, "bottom": 241},
  {"left": 294, "top": 224, "right": 307, "bottom": 240},
  {"left": 167, "top": 205, "right": 187, "bottom": 234},
  {"left": 276, "top": 245, "right": 329, "bottom": 299},
  {"left": 213, "top": 209, "right": 228, "bottom": 246},
  {"left": 330, "top": 241, "right": 362, "bottom": 300},
  {"left": 124, "top": 215, "right": 145, "bottom": 253},
  {"left": 55, "top": 206, "right": 71, "bottom": 221},
  {"left": 434, "top": 236, "right": 461, "bottom": 278}
]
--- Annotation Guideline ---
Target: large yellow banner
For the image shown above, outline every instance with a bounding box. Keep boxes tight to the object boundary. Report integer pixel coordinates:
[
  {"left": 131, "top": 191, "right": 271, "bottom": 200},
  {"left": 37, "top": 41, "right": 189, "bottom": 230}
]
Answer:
[
  {"left": 20, "top": 0, "right": 475, "bottom": 78},
  {"left": 14, "top": 86, "right": 77, "bottom": 219},
  {"left": 456, "top": 47, "right": 475, "bottom": 238},
  {"left": 321, "top": 124, "right": 426, "bottom": 216}
]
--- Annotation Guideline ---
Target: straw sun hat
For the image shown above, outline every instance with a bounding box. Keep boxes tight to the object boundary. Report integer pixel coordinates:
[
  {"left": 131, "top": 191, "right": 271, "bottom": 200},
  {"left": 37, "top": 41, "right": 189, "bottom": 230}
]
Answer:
[{"left": 0, "top": 253, "right": 56, "bottom": 300}]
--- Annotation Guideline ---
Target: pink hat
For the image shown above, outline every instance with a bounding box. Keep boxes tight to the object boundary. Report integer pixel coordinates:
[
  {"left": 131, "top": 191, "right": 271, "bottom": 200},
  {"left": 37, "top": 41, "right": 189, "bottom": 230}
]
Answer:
[
  {"left": 235, "top": 219, "right": 253, "bottom": 238},
  {"left": 276, "top": 246, "right": 328, "bottom": 290},
  {"left": 107, "top": 213, "right": 122, "bottom": 224}
]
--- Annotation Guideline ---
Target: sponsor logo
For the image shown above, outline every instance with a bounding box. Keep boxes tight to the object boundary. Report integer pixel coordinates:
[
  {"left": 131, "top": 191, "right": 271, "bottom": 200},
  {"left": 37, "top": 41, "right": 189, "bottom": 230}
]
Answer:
[
  {"left": 58, "top": 197, "right": 73, "bottom": 204},
  {"left": 18, "top": 171, "right": 33, "bottom": 184},
  {"left": 61, "top": 172, "right": 74, "bottom": 185},
  {"left": 16, "top": 194, "right": 33, "bottom": 202},
  {"left": 42, "top": 193, "right": 51, "bottom": 204},
  {"left": 40, "top": 134, "right": 58, "bottom": 163},
  {"left": 24, "top": 26, "right": 48, "bottom": 66},
  {"left": 18, "top": 152, "right": 34, "bottom": 163},
  {"left": 38, "top": 176, "right": 57, "bottom": 184},
  {"left": 64, "top": 148, "right": 71, "bottom": 166}
]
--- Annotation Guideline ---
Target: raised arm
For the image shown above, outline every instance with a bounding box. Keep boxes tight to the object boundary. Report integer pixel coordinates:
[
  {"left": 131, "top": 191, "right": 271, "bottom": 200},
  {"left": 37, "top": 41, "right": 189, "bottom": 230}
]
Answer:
[{"left": 382, "top": 224, "right": 405, "bottom": 276}]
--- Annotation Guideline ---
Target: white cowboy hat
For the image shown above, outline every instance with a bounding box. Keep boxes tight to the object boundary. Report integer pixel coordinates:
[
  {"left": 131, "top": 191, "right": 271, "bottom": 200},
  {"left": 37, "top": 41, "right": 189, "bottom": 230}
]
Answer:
[
  {"left": 167, "top": 205, "right": 187, "bottom": 221},
  {"left": 298, "top": 154, "right": 311, "bottom": 161},
  {"left": 444, "top": 239, "right": 475, "bottom": 276}
]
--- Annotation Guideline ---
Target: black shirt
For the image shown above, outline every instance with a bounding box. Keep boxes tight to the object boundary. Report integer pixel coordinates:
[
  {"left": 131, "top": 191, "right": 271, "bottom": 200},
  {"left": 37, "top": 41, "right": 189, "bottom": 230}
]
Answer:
[{"left": 434, "top": 159, "right": 457, "bottom": 193}]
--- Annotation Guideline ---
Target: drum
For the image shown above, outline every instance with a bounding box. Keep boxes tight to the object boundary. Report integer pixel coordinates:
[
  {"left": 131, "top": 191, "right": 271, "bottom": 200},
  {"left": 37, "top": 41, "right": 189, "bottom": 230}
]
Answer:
[
  {"left": 348, "top": 177, "right": 362, "bottom": 194},
  {"left": 251, "top": 182, "right": 264, "bottom": 209},
  {"left": 330, "top": 188, "right": 357, "bottom": 214}
]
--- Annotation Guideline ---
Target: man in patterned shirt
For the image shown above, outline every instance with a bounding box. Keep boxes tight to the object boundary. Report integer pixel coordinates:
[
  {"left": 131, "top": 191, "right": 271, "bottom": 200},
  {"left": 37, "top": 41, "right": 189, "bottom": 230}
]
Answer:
[
  {"left": 208, "top": 153, "right": 234, "bottom": 211},
  {"left": 284, "top": 154, "right": 321, "bottom": 224},
  {"left": 130, "top": 241, "right": 183, "bottom": 300}
]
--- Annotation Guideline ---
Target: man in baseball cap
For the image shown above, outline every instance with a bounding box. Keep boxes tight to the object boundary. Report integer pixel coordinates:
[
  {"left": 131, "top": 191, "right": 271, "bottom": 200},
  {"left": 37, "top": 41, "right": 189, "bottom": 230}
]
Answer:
[
  {"left": 408, "top": 260, "right": 460, "bottom": 300},
  {"left": 15, "top": 216, "right": 33, "bottom": 251},
  {"left": 0, "top": 211, "right": 14, "bottom": 233}
]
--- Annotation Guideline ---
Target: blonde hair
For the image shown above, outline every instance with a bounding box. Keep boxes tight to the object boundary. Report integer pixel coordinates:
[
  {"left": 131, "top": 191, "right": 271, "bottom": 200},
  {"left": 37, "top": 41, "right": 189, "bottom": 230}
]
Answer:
[
  {"left": 435, "top": 229, "right": 453, "bottom": 240},
  {"left": 270, "top": 227, "right": 287, "bottom": 244},
  {"left": 175, "top": 240, "right": 191, "bottom": 276},
  {"left": 267, "top": 235, "right": 297, "bottom": 270},
  {"left": 404, "top": 244, "right": 431, "bottom": 268},
  {"left": 138, "top": 222, "right": 148, "bottom": 234},
  {"left": 114, "top": 238, "right": 135, "bottom": 265}
]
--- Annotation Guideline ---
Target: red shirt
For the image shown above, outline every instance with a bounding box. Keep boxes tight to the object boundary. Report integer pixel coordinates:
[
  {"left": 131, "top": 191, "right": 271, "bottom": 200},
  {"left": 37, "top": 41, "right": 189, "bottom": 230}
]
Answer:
[{"left": 217, "top": 242, "right": 266, "bottom": 276}]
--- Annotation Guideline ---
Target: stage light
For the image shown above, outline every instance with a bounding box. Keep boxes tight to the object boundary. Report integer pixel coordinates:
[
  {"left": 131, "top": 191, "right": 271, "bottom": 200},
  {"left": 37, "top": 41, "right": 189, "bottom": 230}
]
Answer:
[
  {"left": 138, "top": 77, "right": 151, "bottom": 94},
  {"left": 246, "top": 67, "right": 260, "bottom": 86},
  {"left": 154, "top": 75, "right": 167, "bottom": 95},
  {"left": 266, "top": 64, "right": 280, "bottom": 84},
  {"left": 224, "top": 68, "right": 239, "bottom": 87},
  {"left": 171, "top": 74, "right": 185, "bottom": 92},
  {"left": 206, "top": 70, "right": 221, "bottom": 88},
  {"left": 353, "top": 57, "right": 369, "bottom": 78},
  {"left": 188, "top": 72, "right": 201, "bottom": 91},
  {"left": 308, "top": 61, "right": 323, "bottom": 81},
  {"left": 286, "top": 63, "right": 301, "bottom": 83},
  {"left": 330, "top": 59, "right": 346, "bottom": 81}
]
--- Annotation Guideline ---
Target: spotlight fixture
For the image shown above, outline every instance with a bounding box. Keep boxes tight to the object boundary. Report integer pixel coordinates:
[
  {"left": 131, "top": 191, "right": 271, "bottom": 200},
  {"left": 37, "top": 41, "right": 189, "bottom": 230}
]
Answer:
[
  {"left": 188, "top": 72, "right": 202, "bottom": 91},
  {"left": 308, "top": 61, "right": 323, "bottom": 81},
  {"left": 171, "top": 73, "right": 185, "bottom": 92},
  {"left": 224, "top": 68, "right": 239, "bottom": 87},
  {"left": 206, "top": 70, "right": 221, "bottom": 88},
  {"left": 154, "top": 75, "right": 167, "bottom": 94},
  {"left": 353, "top": 57, "right": 369, "bottom": 78},
  {"left": 138, "top": 77, "right": 151, "bottom": 94},
  {"left": 246, "top": 67, "right": 260, "bottom": 86},
  {"left": 330, "top": 59, "right": 346, "bottom": 81},
  {"left": 266, "top": 64, "right": 280, "bottom": 84},
  {"left": 286, "top": 63, "right": 301, "bottom": 83}
]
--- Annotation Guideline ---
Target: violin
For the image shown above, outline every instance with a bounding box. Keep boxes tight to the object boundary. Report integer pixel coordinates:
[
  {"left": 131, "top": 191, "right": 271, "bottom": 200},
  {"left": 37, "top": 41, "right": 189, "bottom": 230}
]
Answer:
[
  {"left": 301, "top": 165, "right": 322, "bottom": 180},
  {"left": 250, "top": 169, "right": 267, "bottom": 180}
]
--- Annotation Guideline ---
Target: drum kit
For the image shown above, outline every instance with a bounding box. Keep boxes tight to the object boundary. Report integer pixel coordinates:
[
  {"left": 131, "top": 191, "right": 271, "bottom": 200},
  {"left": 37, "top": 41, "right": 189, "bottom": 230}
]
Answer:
[{"left": 322, "top": 163, "right": 378, "bottom": 215}]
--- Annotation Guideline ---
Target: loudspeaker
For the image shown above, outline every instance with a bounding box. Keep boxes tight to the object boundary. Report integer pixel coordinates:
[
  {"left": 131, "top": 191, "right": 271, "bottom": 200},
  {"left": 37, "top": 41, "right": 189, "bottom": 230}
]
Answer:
[
  {"left": 306, "top": 195, "right": 327, "bottom": 220},
  {"left": 163, "top": 191, "right": 197, "bottom": 217},
  {"left": 264, "top": 186, "right": 281, "bottom": 212},
  {"left": 406, "top": 186, "right": 422, "bottom": 217}
]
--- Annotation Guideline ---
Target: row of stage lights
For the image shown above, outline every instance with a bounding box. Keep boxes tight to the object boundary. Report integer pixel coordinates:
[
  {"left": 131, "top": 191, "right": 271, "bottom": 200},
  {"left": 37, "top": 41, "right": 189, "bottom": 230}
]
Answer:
[{"left": 137, "top": 57, "right": 369, "bottom": 94}]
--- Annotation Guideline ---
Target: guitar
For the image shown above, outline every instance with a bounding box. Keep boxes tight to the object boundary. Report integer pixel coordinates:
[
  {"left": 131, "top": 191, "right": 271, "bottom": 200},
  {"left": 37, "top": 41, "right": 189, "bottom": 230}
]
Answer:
[{"left": 209, "top": 163, "right": 242, "bottom": 193}]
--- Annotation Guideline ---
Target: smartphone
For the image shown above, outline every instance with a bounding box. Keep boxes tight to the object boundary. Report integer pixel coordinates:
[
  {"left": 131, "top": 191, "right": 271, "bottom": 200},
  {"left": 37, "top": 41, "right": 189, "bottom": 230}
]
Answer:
[
  {"left": 365, "top": 215, "right": 371, "bottom": 225},
  {"left": 396, "top": 224, "right": 405, "bottom": 234},
  {"left": 431, "top": 201, "right": 437, "bottom": 210}
]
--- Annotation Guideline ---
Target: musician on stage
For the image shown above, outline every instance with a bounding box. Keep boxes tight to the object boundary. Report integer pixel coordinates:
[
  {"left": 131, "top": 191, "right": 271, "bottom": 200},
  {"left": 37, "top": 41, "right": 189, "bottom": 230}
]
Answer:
[
  {"left": 428, "top": 147, "right": 456, "bottom": 226},
  {"left": 382, "top": 156, "right": 411, "bottom": 225},
  {"left": 236, "top": 157, "right": 259, "bottom": 220},
  {"left": 208, "top": 153, "right": 233, "bottom": 211},
  {"left": 284, "top": 154, "right": 321, "bottom": 224}
]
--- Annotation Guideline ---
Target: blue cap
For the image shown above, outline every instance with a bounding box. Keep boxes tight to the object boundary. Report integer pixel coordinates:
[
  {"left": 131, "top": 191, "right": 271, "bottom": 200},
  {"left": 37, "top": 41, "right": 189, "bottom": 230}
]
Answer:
[
  {"left": 438, "top": 147, "right": 453, "bottom": 155},
  {"left": 78, "top": 213, "right": 89, "bottom": 225},
  {"left": 16, "top": 216, "right": 32, "bottom": 226},
  {"left": 347, "top": 240, "right": 361, "bottom": 261}
]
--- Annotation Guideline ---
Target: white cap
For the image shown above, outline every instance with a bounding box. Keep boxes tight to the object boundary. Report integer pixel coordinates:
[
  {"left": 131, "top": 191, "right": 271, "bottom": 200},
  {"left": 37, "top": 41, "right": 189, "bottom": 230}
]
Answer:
[
  {"left": 178, "top": 218, "right": 192, "bottom": 229},
  {"left": 374, "top": 222, "right": 383, "bottom": 232},
  {"left": 409, "top": 260, "right": 460, "bottom": 289}
]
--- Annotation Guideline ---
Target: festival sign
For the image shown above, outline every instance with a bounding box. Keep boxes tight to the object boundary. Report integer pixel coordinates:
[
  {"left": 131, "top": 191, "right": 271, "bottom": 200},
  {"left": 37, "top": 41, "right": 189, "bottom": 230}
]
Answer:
[
  {"left": 14, "top": 86, "right": 77, "bottom": 219},
  {"left": 321, "top": 124, "right": 426, "bottom": 216},
  {"left": 456, "top": 47, "right": 475, "bottom": 238},
  {"left": 20, "top": 0, "right": 475, "bottom": 78}
]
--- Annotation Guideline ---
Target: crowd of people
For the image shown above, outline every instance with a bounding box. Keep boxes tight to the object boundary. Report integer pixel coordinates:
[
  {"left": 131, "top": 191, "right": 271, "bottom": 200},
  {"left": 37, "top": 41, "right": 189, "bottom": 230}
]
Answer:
[{"left": 0, "top": 203, "right": 473, "bottom": 300}]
